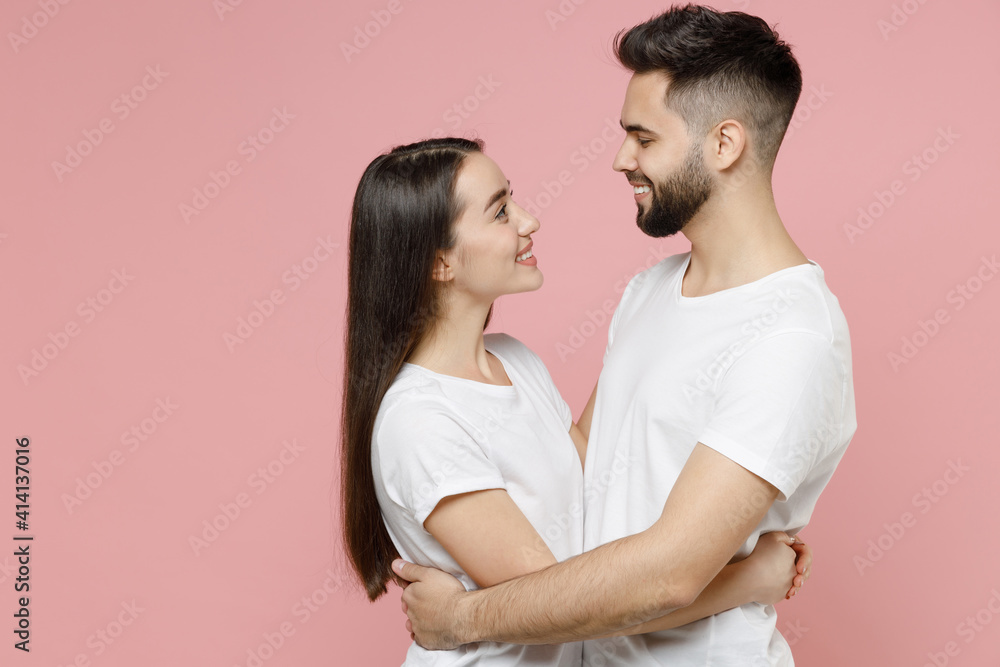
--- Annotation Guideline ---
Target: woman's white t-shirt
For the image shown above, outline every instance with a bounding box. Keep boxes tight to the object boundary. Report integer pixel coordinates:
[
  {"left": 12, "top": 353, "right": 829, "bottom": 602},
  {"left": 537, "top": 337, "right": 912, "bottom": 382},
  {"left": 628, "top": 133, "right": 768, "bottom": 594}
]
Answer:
[{"left": 372, "top": 333, "right": 584, "bottom": 666}]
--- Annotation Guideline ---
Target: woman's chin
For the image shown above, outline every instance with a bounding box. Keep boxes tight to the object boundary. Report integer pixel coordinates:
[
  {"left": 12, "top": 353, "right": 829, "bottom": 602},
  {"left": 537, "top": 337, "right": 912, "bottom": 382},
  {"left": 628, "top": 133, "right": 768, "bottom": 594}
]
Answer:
[
  {"left": 499, "top": 273, "right": 545, "bottom": 297},
  {"left": 525, "top": 271, "right": 544, "bottom": 292}
]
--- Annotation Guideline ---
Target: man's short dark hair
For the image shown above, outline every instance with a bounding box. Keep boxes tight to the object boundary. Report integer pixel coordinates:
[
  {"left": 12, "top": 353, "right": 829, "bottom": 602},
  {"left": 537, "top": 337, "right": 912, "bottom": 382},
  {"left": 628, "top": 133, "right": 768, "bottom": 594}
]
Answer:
[{"left": 614, "top": 4, "right": 803, "bottom": 167}]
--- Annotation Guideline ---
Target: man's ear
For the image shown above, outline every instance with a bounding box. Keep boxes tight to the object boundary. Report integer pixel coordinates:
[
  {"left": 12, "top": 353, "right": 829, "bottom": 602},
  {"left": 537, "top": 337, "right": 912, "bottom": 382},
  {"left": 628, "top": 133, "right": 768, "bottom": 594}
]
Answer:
[
  {"left": 431, "top": 249, "right": 454, "bottom": 282},
  {"left": 709, "top": 118, "right": 747, "bottom": 171}
]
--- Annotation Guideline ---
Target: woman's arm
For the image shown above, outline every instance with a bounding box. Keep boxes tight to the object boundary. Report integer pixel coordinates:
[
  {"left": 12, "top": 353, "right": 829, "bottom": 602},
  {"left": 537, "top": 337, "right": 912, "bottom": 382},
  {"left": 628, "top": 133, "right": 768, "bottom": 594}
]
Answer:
[
  {"left": 423, "top": 489, "right": 558, "bottom": 588},
  {"left": 425, "top": 485, "right": 810, "bottom": 634},
  {"left": 420, "top": 385, "right": 594, "bottom": 587}
]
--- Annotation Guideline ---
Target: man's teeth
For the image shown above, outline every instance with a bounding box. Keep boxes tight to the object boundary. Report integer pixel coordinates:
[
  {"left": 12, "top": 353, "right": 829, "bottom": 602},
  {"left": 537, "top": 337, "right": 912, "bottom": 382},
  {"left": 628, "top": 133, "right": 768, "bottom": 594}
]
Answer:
[
  {"left": 516, "top": 249, "right": 533, "bottom": 262},
  {"left": 633, "top": 185, "right": 652, "bottom": 194}
]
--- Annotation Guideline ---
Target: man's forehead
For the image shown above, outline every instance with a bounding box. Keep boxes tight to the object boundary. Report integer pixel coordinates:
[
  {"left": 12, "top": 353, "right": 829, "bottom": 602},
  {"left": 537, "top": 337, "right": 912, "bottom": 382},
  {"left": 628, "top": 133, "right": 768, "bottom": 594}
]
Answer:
[
  {"left": 628, "top": 70, "right": 671, "bottom": 95},
  {"left": 621, "top": 72, "right": 680, "bottom": 129}
]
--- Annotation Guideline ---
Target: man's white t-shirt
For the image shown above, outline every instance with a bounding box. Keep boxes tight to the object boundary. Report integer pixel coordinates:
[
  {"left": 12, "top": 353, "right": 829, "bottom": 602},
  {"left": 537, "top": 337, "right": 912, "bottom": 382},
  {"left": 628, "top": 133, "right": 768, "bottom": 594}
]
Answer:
[
  {"left": 582, "top": 252, "right": 857, "bottom": 667},
  {"left": 373, "top": 333, "right": 585, "bottom": 667}
]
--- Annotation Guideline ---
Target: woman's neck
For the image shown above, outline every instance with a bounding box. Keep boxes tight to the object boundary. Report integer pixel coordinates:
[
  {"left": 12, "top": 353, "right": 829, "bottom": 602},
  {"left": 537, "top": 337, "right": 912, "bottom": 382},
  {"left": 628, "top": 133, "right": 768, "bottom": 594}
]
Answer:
[{"left": 406, "top": 296, "right": 508, "bottom": 385}]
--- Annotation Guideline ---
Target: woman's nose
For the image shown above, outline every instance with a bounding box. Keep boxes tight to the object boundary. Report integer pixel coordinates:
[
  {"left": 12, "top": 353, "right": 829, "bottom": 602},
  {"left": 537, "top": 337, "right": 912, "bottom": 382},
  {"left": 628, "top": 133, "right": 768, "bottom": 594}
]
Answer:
[
  {"left": 511, "top": 200, "right": 540, "bottom": 235},
  {"left": 519, "top": 209, "right": 540, "bottom": 236}
]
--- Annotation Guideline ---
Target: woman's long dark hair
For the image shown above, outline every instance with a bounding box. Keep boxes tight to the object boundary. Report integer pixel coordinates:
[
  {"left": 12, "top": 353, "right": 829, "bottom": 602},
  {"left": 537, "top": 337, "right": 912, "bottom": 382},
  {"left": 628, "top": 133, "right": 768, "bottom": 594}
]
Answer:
[{"left": 341, "top": 137, "right": 490, "bottom": 600}]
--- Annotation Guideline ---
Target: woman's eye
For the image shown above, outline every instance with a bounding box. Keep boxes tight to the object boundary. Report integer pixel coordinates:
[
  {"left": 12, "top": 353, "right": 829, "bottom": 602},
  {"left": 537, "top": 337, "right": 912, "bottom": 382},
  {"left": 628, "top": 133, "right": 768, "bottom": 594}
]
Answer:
[{"left": 495, "top": 204, "right": 508, "bottom": 220}]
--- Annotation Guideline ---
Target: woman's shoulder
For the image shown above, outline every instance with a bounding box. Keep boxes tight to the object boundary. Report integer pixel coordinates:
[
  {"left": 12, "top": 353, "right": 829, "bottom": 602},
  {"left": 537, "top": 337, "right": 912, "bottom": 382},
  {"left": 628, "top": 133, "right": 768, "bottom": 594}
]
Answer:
[
  {"left": 484, "top": 332, "right": 540, "bottom": 366},
  {"left": 375, "top": 390, "right": 470, "bottom": 453},
  {"left": 379, "top": 370, "right": 449, "bottom": 417},
  {"left": 485, "top": 332, "right": 560, "bottom": 389}
]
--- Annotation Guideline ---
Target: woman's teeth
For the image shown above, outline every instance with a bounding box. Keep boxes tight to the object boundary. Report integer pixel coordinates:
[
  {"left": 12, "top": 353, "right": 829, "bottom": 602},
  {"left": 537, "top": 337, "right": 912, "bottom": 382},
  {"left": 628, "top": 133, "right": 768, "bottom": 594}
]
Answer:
[
  {"left": 516, "top": 249, "right": 533, "bottom": 262},
  {"left": 633, "top": 185, "right": 652, "bottom": 194}
]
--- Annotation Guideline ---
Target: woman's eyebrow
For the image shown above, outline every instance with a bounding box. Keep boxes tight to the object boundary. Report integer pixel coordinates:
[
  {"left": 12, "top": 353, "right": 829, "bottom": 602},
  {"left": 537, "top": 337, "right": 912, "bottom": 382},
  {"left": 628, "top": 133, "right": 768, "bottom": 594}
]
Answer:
[{"left": 483, "top": 180, "right": 511, "bottom": 213}]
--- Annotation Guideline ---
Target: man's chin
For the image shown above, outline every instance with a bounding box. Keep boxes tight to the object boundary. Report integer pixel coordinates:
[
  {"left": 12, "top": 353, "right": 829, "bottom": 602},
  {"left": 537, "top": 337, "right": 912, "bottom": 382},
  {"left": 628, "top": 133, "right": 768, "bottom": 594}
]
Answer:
[{"left": 636, "top": 213, "right": 684, "bottom": 239}]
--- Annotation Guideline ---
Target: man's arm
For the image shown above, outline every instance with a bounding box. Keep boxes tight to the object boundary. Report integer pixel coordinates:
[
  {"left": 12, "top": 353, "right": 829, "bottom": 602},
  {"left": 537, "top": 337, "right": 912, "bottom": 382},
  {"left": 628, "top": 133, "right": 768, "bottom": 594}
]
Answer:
[
  {"left": 569, "top": 422, "right": 587, "bottom": 467},
  {"left": 397, "top": 443, "right": 779, "bottom": 648},
  {"left": 576, "top": 380, "right": 599, "bottom": 441},
  {"left": 595, "top": 531, "right": 809, "bottom": 637},
  {"left": 566, "top": 381, "right": 598, "bottom": 467}
]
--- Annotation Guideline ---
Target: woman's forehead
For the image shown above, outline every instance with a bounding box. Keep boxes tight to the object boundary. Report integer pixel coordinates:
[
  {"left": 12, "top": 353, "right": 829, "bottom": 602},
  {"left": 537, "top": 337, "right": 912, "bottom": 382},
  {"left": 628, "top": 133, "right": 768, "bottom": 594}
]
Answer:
[{"left": 457, "top": 152, "right": 507, "bottom": 197}]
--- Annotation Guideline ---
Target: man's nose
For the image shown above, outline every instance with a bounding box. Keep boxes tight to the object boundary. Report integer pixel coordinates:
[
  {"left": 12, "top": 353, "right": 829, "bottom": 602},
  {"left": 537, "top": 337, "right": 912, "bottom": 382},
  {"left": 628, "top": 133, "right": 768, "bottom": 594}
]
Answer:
[{"left": 612, "top": 140, "right": 636, "bottom": 172}]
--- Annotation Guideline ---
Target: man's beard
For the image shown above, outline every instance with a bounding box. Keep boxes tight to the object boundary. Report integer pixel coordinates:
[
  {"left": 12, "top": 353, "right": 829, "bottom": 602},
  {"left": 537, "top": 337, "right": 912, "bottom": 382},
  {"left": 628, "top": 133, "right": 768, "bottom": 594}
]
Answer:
[{"left": 635, "top": 145, "right": 713, "bottom": 238}]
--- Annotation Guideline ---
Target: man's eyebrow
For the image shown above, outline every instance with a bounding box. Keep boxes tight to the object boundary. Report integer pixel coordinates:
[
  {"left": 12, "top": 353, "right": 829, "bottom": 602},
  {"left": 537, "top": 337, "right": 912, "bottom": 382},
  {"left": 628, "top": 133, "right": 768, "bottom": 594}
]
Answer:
[
  {"left": 483, "top": 180, "right": 511, "bottom": 213},
  {"left": 620, "top": 119, "right": 659, "bottom": 136}
]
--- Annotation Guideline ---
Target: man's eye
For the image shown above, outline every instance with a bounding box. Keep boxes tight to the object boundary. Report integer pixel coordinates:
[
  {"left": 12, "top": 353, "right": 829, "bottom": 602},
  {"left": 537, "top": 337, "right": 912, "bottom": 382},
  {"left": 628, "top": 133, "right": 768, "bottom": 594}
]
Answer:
[{"left": 638, "top": 138, "right": 652, "bottom": 146}]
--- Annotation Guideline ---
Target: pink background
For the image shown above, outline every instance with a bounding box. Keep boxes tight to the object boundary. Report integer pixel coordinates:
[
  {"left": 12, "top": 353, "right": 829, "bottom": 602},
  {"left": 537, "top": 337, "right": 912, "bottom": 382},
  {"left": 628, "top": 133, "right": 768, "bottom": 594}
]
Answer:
[{"left": 3, "top": 0, "right": 998, "bottom": 665}]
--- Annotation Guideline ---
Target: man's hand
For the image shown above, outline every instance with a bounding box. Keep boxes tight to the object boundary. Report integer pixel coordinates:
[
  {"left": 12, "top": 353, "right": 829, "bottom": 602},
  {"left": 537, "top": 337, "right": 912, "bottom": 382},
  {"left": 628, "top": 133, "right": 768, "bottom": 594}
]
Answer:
[
  {"left": 394, "top": 559, "right": 469, "bottom": 650},
  {"left": 387, "top": 445, "right": 785, "bottom": 646}
]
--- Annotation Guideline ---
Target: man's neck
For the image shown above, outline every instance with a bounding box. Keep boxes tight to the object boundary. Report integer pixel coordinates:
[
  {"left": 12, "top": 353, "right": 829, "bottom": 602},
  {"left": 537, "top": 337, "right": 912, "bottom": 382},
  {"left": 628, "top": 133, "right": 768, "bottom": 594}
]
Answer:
[{"left": 680, "top": 188, "right": 808, "bottom": 298}]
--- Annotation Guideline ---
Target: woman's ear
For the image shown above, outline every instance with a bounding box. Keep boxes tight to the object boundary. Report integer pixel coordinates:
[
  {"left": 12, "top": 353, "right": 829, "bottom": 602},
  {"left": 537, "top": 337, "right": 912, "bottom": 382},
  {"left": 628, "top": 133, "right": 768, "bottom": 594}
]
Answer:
[{"left": 431, "top": 249, "right": 454, "bottom": 282}]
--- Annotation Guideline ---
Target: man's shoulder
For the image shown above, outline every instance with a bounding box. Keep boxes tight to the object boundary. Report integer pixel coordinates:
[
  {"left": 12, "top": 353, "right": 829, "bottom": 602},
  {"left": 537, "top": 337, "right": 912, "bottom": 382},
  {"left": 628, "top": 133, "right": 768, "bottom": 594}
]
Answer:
[
  {"left": 748, "top": 260, "right": 850, "bottom": 344},
  {"left": 624, "top": 251, "right": 690, "bottom": 296},
  {"left": 640, "top": 251, "right": 689, "bottom": 280}
]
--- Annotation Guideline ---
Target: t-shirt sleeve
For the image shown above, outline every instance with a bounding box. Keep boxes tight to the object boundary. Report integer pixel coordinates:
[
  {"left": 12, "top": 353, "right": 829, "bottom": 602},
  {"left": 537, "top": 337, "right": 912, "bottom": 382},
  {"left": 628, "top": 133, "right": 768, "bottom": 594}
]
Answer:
[
  {"left": 698, "top": 331, "right": 849, "bottom": 502},
  {"left": 376, "top": 401, "right": 507, "bottom": 527},
  {"left": 605, "top": 273, "right": 641, "bottom": 364},
  {"left": 511, "top": 339, "right": 573, "bottom": 430},
  {"left": 538, "top": 362, "right": 573, "bottom": 431}
]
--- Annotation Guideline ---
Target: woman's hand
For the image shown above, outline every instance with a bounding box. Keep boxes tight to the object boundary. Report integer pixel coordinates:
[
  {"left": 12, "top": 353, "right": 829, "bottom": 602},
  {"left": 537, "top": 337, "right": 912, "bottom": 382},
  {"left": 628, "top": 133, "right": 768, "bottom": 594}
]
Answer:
[
  {"left": 788, "top": 535, "right": 812, "bottom": 598},
  {"left": 743, "top": 531, "right": 810, "bottom": 606}
]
